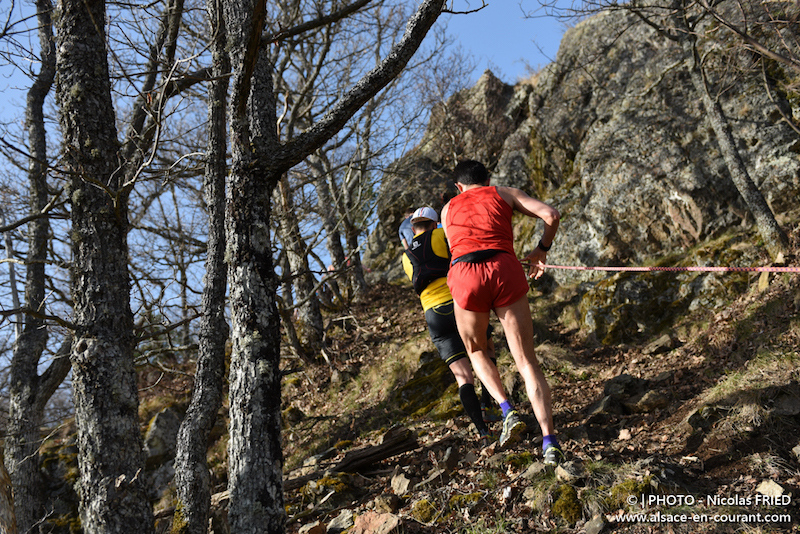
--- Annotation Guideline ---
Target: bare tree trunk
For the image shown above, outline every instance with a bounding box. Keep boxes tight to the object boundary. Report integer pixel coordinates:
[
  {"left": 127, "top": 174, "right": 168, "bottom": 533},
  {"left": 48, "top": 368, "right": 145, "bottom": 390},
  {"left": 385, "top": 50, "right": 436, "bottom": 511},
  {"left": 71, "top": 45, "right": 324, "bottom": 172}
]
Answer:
[
  {"left": 55, "top": 0, "right": 154, "bottom": 532},
  {"left": 172, "top": 0, "right": 230, "bottom": 530},
  {"left": 276, "top": 251, "right": 310, "bottom": 362},
  {"left": 276, "top": 175, "right": 324, "bottom": 353},
  {"left": 341, "top": 170, "right": 368, "bottom": 300},
  {"left": 683, "top": 33, "right": 789, "bottom": 258},
  {"left": 223, "top": 0, "right": 285, "bottom": 529},
  {"left": 309, "top": 156, "right": 348, "bottom": 297},
  {"left": 0, "top": 459, "right": 15, "bottom": 534},
  {"left": 221, "top": 1, "right": 445, "bottom": 530},
  {"left": 1, "top": 213, "right": 22, "bottom": 342},
  {"left": 5, "top": 2, "right": 70, "bottom": 532},
  {"left": 226, "top": 164, "right": 285, "bottom": 534}
]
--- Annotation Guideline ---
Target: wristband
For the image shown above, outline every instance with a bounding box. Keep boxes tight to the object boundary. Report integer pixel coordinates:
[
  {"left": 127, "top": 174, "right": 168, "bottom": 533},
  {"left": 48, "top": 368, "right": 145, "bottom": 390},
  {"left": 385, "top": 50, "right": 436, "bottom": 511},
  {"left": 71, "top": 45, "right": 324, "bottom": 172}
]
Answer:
[{"left": 537, "top": 239, "right": 551, "bottom": 252}]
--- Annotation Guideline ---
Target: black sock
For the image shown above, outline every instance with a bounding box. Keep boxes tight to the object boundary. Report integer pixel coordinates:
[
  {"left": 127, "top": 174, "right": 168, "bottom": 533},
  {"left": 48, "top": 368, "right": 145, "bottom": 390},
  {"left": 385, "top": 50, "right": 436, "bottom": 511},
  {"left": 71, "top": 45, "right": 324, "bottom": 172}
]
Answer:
[
  {"left": 479, "top": 358, "right": 498, "bottom": 407},
  {"left": 459, "top": 384, "right": 489, "bottom": 436}
]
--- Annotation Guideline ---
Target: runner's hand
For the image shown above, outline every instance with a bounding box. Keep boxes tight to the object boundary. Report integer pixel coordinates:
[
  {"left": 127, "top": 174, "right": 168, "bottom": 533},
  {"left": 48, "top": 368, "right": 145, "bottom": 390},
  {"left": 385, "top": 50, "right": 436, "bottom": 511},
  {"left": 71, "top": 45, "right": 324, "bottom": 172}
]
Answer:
[{"left": 524, "top": 248, "right": 547, "bottom": 280}]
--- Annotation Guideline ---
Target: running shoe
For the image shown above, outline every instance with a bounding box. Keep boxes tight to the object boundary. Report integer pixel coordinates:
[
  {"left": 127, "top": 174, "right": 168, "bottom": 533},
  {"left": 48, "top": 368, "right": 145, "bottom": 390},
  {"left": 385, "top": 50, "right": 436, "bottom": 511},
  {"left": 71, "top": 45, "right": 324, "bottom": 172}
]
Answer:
[
  {"left": 543, "top": 446, "right": 565, "bottom": 467},
  {"left": 498, "top": 410, "right": 526, "bottom": 449},
  {"left": 481, "top": 405, "right": 502, "bottom": 423}
]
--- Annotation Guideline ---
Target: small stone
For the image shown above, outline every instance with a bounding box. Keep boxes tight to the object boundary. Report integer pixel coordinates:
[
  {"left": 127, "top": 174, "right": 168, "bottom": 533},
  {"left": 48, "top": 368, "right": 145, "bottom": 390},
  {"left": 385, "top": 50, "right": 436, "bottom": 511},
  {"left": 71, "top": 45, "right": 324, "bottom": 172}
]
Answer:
[
  {"left": 604, "top": 374, "right": 648, "bottom": 399},
  {"left": 643, "top": 334, "right": 674, "bottom": 355},
  {"left": 303, "top": 447, "right": 337, "bottom": 467},
  {"left": 299, "top": 521, "right": 325, "bottom": 534},
  {"left": 327, "top": 509, "right": 354, "bottom": 534},
  {"left": 390, "top": 472, "right": 413, "bottom": 495},
  {"left": 773, "top": 392, "right": 800, "bottom": 416},
  {"left": 523, "top": 486, "right": 538, "bottom": 502},
  {"left": 653, "top": 370, "right": 675, "bottom": 383},
  {"left": 586, "top": 396, "right": 623, "bottom": 417},
  {"left": 351, "top": 511, "right": 402, "bottom": 534},
  {"left": 144, "top": 406, "right": 182, "bottom": 464},
  {"left": 374, "top": 493, "right": 402, "bottom": 513},
  {"left": 522, "top": 462, "right": 547, "bottom": 480},
  {"left": 623, "top": 390, "right": 669, "bottom": 413},
  {"left": 585, "top": 514, "right": 607, "bottom": 534},
  {"left": 756, "top": 480, "right": 784, "bottom": 498},
  {"left": 555, "top": 460, "right": 586, "bottom": 484}
]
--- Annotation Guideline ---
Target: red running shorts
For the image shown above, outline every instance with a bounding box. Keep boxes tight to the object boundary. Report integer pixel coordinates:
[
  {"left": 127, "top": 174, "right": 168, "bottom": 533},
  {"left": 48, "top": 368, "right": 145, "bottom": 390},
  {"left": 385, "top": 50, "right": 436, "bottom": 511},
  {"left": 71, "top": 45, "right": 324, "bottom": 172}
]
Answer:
[{"left": 447, "top": 252, "right": 529, "bottom": 312}]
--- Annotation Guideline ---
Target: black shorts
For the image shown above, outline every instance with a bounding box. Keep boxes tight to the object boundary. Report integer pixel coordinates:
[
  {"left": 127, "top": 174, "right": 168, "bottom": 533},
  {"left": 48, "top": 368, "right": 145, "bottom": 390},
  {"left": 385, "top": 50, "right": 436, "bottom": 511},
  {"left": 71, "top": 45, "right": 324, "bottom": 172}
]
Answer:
[{"left": 424, "top": 300, "right": 493, "bottom": 366}]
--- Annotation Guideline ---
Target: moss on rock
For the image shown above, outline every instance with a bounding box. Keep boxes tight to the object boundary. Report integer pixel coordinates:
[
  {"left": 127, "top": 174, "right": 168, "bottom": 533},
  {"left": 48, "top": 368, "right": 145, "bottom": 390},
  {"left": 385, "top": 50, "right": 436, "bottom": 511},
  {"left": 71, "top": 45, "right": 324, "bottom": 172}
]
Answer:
[
  {"left": 448, "top": 492, "right": 482, "bottom": 511},
  {"left": 552, "top": 484, "right": 581, "bottom": 525},
  {"left": 505, "top": 451, "right": 535, "bottom": 469},
  {"left": 578, "top": 230, "right": 756, "bottom": 345},
  {"left": 411, "top": 498, "right": 438, "bottom": 523},
  {"left": 605, "top": 475, "right": 654, "bottom": 511},
  {"left": 394, "top": 354, "right": 456, "bottom": 417}
]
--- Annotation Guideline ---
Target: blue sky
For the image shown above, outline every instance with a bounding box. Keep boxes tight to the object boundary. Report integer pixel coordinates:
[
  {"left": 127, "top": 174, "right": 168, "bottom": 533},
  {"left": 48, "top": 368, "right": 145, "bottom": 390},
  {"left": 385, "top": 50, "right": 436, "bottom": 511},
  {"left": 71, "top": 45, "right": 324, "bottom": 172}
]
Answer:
[
  {"left": 0, "top": 2, "right": 566, "bottom": 123},
  {"left": 442, "top": 1, "right": 566, "bottom": 84}
]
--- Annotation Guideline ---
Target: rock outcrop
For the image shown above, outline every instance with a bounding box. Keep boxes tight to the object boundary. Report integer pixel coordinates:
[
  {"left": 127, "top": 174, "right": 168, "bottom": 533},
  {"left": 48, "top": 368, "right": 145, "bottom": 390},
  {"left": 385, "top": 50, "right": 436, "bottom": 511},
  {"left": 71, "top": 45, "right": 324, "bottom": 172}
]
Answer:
[
  {"left": 363, "top": 70, "right": 530, "bottom": 279},
  {"left": 366, "top": 6, "right": 800, "bottom": 286}
]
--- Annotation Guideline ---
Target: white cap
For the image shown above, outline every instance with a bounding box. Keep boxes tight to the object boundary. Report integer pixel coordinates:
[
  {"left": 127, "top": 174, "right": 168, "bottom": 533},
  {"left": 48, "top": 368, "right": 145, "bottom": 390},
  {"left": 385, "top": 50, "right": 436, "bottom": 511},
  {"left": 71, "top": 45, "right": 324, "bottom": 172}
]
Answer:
[{"left": 410, "top": 206, "right": 438, "bottom": 224}]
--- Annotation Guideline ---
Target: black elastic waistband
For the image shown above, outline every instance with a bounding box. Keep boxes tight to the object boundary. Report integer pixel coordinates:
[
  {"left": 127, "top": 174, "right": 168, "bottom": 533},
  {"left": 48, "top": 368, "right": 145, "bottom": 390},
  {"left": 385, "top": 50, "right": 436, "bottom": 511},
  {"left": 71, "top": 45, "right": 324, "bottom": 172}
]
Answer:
[{"left": 451, "top": 249, "right": 504, "bottom": 265}]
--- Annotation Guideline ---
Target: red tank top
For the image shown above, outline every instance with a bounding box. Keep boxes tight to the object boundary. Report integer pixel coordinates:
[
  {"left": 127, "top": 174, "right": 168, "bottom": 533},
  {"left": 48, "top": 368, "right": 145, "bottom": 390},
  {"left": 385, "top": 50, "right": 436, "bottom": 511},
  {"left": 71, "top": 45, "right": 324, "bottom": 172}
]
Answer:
[{"left": 446, "top": 186, "right": 516, "bottom": 259}]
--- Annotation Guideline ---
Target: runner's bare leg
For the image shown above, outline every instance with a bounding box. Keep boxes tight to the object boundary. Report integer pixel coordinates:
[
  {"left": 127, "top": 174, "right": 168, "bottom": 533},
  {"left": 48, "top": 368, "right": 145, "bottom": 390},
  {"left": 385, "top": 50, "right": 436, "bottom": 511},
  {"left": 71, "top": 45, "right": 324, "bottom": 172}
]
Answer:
[
  {"left": 494, "top": 295, "right": 555, "bottom": 436},
  {"left": 453, "top": 302, "right": 510, "bottom": 405},
  {"left": 448, "top": 357, "right": 474, "bottom": 387}
]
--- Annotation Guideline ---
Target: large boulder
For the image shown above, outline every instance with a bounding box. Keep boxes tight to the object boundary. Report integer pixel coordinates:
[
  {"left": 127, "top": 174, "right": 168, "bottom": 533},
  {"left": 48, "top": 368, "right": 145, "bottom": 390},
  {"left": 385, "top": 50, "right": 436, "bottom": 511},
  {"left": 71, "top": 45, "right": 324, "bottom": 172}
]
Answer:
[
  {"left": 363, "top": 71, "right": 529, "bottom": 279},
  {"left": 529, "top": 8, "right": 800, "bottom": 284},
  {"left": 366, "top": 5, "right": 800, "bottom": 289}
]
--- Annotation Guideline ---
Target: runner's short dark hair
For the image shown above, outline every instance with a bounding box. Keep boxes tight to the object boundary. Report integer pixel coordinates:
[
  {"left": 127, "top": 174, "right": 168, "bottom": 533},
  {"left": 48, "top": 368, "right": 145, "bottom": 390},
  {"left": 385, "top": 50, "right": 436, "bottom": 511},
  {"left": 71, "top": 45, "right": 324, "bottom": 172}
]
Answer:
[
  {"left": 412, "top": 219, "right": 436, "bottom": 233},
  {"left": 453, "top": 160, "right": 489, "bottom": 185}
]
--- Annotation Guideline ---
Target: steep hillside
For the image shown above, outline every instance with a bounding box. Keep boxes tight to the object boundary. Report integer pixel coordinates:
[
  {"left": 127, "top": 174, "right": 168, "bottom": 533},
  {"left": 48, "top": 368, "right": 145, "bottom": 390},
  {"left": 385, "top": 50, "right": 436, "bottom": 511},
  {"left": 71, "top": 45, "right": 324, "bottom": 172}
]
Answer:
[
  {"left": 279, "top": 218, "right": 800, "bottom": 534},
  {"left": 31, "top": 3, "right": 800, "bottom": 532},
  {"left": 35, "top": 147, "right": 800, "bottom": 534}
]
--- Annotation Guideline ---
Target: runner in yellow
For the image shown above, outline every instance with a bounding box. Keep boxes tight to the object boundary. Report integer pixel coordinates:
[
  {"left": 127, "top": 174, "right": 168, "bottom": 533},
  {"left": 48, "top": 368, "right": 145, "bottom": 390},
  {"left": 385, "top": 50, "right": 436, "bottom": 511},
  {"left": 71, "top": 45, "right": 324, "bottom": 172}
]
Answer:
[{"left": 402, "top": 206, "right": 500, "bottom": 446}]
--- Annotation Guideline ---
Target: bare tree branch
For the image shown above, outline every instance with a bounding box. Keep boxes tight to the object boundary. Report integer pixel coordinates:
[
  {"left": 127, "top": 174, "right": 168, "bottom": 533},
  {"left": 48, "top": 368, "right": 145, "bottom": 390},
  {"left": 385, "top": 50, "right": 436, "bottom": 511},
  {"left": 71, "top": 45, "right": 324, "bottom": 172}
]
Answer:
[{"left": 261, "top": 0, "right": 373, "bottom": 44}]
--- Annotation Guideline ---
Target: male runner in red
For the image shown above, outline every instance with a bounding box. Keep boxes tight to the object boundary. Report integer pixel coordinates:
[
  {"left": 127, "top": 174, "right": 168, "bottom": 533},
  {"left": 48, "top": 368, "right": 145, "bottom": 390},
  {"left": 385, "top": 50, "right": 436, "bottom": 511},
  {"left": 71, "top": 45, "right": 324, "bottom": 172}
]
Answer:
[{"left": 440, "top": 160, "right": 563, "bottom": 465}]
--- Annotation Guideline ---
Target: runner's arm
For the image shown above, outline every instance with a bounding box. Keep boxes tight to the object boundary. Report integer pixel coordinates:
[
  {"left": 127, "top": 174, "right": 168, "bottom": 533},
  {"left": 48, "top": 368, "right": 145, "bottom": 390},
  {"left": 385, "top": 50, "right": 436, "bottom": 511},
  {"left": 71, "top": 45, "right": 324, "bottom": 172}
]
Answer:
[{"left": 497, "top": 186, "right": 560, "bottom": 279}]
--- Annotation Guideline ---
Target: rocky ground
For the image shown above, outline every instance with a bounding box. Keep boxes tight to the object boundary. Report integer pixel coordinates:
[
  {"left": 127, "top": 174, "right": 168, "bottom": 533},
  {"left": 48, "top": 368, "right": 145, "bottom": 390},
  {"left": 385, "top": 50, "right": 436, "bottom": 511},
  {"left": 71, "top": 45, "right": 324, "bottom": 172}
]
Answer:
[{"left": 279, "top": 257, "right": 800, "bottom": 533}]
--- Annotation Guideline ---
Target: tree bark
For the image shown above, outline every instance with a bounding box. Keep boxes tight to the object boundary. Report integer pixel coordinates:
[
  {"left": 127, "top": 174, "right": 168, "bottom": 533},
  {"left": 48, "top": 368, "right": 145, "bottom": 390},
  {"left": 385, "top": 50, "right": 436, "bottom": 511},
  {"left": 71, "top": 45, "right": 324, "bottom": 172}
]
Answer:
[
  {"left": 0, "top": 459, "right": 16, "bottom": 534},
  {"left": 342, "top": 149, "right": 370, "bottom": 300},
  {"left": 223, "top": 0, "right": 286, "bottom": 529},
  {"left": 55, "top": 0, "right": 154, "bottom": 532},
  {"left": 172, "top": 0, "right": 230, "bottom": 530},
  {"left": 5, "top": 2, "right": 70, "bottom": 532}
]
